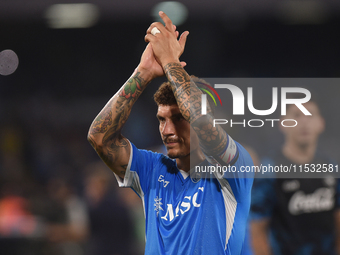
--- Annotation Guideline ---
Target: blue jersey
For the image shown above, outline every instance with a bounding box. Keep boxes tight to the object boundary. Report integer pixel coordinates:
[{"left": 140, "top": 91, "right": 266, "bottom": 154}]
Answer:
[{"left": 115, "top": 141, "right": 254, "bottom": 255}]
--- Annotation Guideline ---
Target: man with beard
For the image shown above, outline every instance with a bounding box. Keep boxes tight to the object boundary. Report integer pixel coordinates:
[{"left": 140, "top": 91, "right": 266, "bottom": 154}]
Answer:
[{"left": 88, "top": 12, "right": 253, "bottom": 255}]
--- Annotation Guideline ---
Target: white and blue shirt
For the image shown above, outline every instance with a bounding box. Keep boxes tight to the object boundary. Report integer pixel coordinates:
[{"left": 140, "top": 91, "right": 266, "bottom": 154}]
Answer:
[{"left": 115, "top": 141, "right": 254, "bottom": 255}]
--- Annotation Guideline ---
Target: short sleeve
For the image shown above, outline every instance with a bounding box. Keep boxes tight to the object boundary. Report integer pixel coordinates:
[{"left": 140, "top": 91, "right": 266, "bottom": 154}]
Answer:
[
  {"left": 221, "top": 142, "right": 255, "bottom": 202},
  {"left": 114, "top": 141, "right": 164, "bottom": 197}
]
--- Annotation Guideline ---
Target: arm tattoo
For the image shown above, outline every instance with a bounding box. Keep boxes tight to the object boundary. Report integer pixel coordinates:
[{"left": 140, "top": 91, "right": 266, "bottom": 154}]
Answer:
[
  {"left": 164, "top": 62, "right": 191, "bottom": 88},
  {"left": 164, "top": 62, "right": 228, "bottom": 154},
  {"left": 88, "top": 135, "right": 98, "bottom": 149},
  {"left": 96, "top": 137, "right": 129, "bottom": 171},
  {"left": 88, "top": 72, "right": 147, "bottom": 170},
  {"left": 90, "top": 72, "right": 147, "bottom": 138},
  {"left": 119, "top": 74, "right": 144, "bottom": 99},
  {"left": 194, "top": 124, "right": 228, "bottom": 155},
  {"left": 90, "top": 101, "right": 113, "bottom": 134},
  {"left": 164, "top": 63, "right": 203, "bottom": 123}
]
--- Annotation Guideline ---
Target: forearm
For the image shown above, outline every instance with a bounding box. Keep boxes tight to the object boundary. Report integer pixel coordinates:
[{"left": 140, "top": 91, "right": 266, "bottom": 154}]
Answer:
[
  {"left": 250, "top": 220, "right": 273, "bottom": 255},
  {"left": 252, "top": 239, "right": 272, "bottom": 255},
  {"left": 163, "top": 62, "right": 227, "bottom": 155},
  {"left": 87, "top": 69, "right": 150, "bottom": 173},
  {"left": 89, "top": 70, "right": 149, "bottom": 139},
  {"left": 163, "top": 62, "right": 201, "bottom": 123}
]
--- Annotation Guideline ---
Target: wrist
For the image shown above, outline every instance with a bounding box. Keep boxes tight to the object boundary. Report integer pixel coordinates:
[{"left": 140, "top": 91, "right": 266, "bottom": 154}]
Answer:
[
  {"left": 161, "top": 58, "right": 180, "bottom": 69},
  {"left": 135, "top": 65, "right": 155, "bottom": 83}
]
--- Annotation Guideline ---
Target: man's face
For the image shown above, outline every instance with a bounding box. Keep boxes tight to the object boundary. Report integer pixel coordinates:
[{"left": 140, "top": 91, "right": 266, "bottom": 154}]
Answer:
[
  {"left": 157, "top": 104, "right": 199, "bottom": 159},
  {"left": 281, "top": 101, "right": 324, "bottom": 146}
]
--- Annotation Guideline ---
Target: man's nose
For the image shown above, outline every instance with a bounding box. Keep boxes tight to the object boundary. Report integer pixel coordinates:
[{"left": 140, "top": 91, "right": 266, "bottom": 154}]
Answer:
[{"left": 162, "top": 119, "right": 176, "bottom": 136}]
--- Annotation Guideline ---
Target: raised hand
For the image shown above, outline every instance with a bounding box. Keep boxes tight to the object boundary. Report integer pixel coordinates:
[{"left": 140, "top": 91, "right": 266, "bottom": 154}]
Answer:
[
  {"left": 138, "top": 25, "right": 187, "bottom": 81},
  {"left": 138, "top": 43, "right": 165, "bottom": 81},
  {"left": 144, "top": 11, "right": 189, "bottom": 68}
]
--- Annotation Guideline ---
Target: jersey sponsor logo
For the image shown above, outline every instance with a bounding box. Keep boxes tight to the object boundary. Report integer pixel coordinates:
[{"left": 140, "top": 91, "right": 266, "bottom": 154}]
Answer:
[
  {"left": 154, "top": 196, "right": 164, "bottom": 216},
  {"left": 288, "top": 187, "right": 335, "bottom": 215},
  {"left": 158, "top": 175, "right": 170, "bottom": 187},
  {"left": 159, "top": 187, "right": 204, "bottom": 221}
]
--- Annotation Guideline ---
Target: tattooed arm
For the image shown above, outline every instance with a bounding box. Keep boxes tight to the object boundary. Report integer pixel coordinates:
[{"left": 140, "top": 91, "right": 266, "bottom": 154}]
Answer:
[
  {"left": 88, "top": 43, "right": 166, "bottom": 178},
  {"left": 146, "top": 12, "right": 227, "bottom": 156},
  {"left": 163, "top": 63, "right": 228, "bottom": 155},
  {"left": 87, "top": 70, "right": 149, "bottom": 178},
  {"left": 88, "top": 41, "right": 188, "bottom": 177}
]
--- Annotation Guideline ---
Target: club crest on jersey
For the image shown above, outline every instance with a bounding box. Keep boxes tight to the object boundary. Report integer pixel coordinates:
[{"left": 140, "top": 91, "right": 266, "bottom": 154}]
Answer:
[{"left": 191, "top": 172, "right": 201, "bottom": 183}]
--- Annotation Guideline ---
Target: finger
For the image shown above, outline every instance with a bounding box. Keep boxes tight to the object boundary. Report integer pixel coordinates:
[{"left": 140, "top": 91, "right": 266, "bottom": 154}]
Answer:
[
  {"left": 178, "top": 31, "right": 189, "bottom": 49},
  {"left": 145, "top": 34, "right": 156, "bottom": 43},
  {"left": 146, "top": 22, "right": 164, "bottom": 34},
  {"left": 180, "top": 61, "right": 187, "bottom": 68},
  {"left": 159, "top": 11, "right": 174, "bottom": 32},
  {"left": 173, "top": 25, "right": 178, "bottom": 38}
]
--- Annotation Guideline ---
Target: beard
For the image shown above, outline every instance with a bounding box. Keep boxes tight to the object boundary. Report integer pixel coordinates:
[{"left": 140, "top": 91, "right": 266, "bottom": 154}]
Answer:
[
  {"left": 166, "top": 145, "right": 191, "bottom": 159},
  {"left": 167, "top": 150, "right": 189, "bottom": 159},
  {"left": 163, "top": 136, "right": 187, "bottom": 159}
]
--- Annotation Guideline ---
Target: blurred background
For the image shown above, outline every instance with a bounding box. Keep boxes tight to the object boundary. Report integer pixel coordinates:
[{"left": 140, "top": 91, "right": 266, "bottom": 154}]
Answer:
[{"left": 0, "top": 1, "right": 340, "bottom": 254}]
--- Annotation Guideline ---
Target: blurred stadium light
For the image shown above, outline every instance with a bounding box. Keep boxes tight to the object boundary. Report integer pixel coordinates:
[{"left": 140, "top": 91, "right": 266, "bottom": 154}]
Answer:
[
  {"left": 277, "top": 0, "right": 328, "bottom": 24},
  {"left": 44, "top": 3, "right": 99, "bottom": 29},
  {"left": 0, "top": 0, "right": 340, "bottom": 23},
  {"left": 151, "top": 1, "right": 188, "bottom": 26}
]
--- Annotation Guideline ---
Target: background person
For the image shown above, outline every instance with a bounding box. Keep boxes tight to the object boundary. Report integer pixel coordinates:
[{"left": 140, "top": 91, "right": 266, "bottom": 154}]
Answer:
[{"left": 250, "top": 99, "right": 340, "bottom": 255}]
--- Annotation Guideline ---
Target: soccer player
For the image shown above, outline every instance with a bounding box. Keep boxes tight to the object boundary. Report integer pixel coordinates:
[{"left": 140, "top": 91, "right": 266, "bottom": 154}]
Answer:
[
  {"left": 88, "top": 12, "right": 254, "bottom": 254},
  {"left": 250, "top": 99, "right": 340, "bottom": 255}
]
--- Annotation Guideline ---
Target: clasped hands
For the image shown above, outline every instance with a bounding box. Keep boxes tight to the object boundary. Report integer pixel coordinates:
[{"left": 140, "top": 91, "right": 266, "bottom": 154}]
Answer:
[{"left": 138, "top": 11, "right": 189, "bottom": 80}]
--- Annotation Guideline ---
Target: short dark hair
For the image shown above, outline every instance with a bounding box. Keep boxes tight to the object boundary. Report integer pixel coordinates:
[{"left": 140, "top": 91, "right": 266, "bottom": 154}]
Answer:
[
  {"left": 153, "top": 81, "right": 177, "bottom": 106},
  {"left": 153, "top": 76, "right": 216, "bottom": 115}
]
